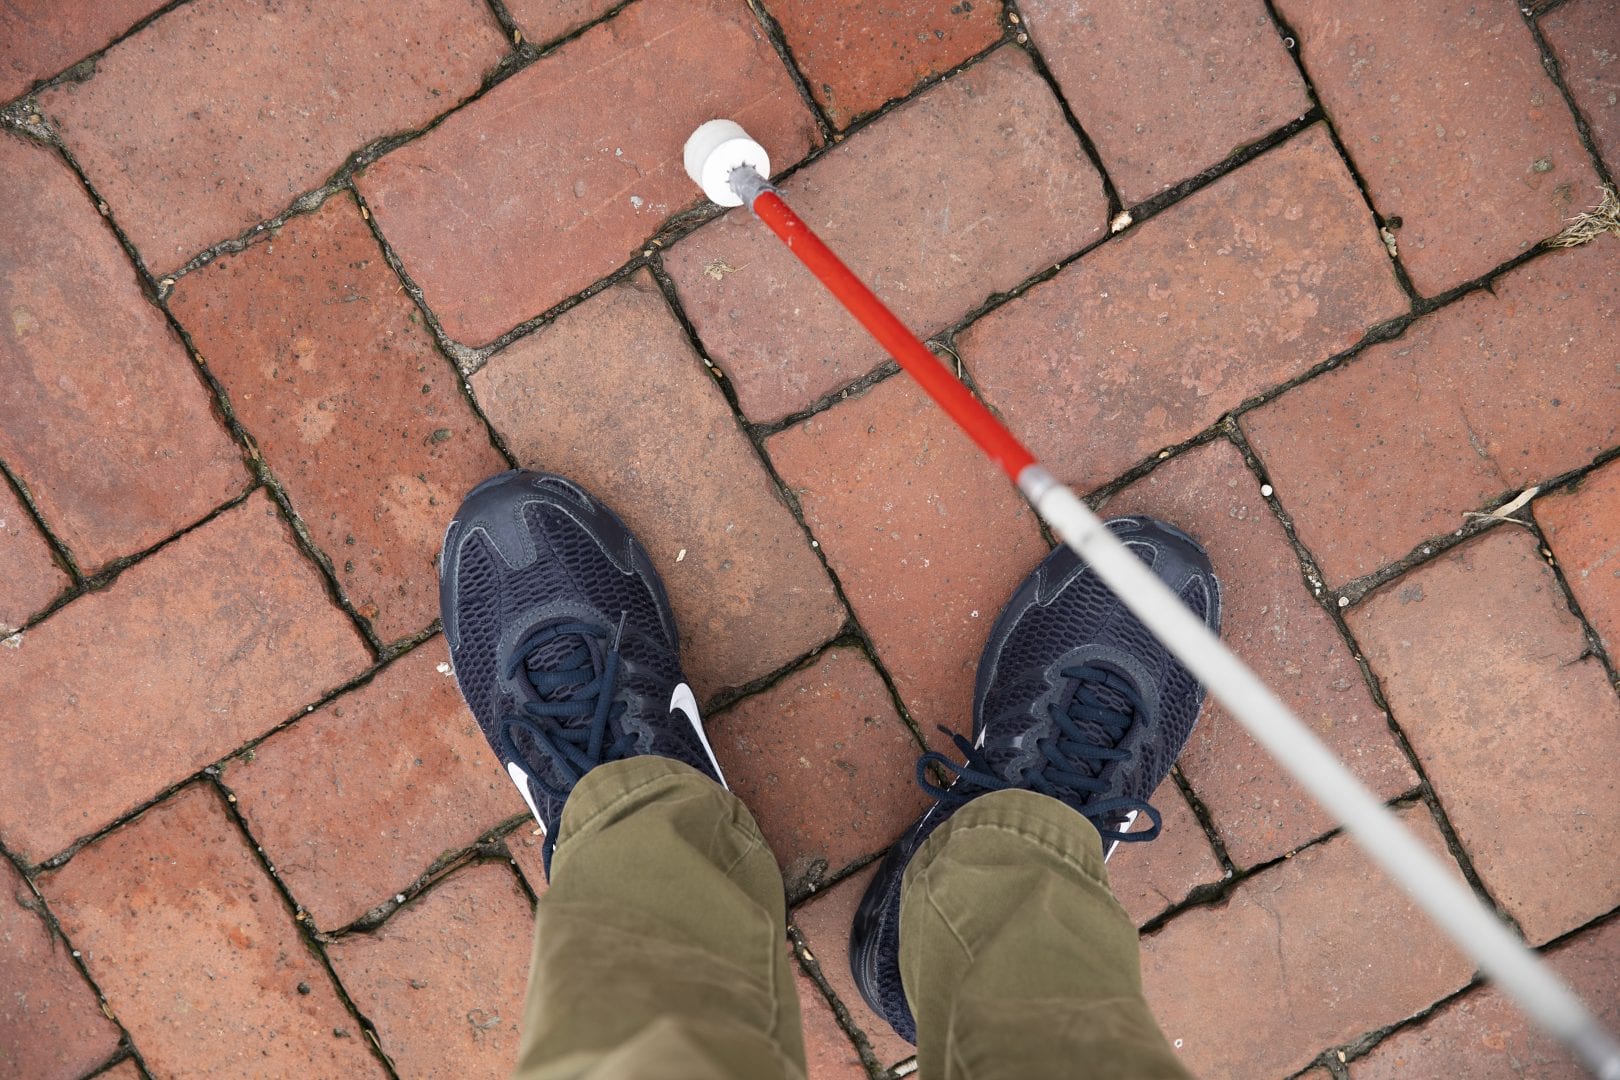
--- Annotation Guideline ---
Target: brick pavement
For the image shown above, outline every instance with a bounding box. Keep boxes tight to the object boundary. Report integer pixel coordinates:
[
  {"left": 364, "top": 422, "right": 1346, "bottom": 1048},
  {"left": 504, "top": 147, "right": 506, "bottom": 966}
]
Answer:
[{"left": 2, "top": 1, "right": 1617, "bottom": 1077}]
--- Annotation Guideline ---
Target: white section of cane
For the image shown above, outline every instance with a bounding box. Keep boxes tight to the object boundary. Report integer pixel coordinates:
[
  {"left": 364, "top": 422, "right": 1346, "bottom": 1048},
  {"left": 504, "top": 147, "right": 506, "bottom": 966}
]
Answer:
[{"left": 1018, "top": 465, "right": 1620, "bottom": 1080}]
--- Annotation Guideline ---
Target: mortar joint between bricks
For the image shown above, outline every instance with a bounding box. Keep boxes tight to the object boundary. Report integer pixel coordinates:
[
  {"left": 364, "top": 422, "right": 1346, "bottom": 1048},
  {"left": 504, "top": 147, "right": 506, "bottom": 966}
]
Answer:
[
  {"left": 1522, "top": 8, "right": 1619, "bottom": 191},
  {"left": 208, "top": 773, "right": 405, "bottom": 1078}
]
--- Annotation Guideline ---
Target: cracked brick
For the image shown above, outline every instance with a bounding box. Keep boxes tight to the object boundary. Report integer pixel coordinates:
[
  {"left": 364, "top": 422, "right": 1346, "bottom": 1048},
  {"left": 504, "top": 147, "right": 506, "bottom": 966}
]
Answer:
[
  {"left": 1140, "top": 806, "right": 1474, "bottom": 1079},
  {"left": 1242, "top": 238, "right": 1620, "bottom": 586},
  {"left": 1347, "top": 527, "right": 1620, "bottom": 944}
]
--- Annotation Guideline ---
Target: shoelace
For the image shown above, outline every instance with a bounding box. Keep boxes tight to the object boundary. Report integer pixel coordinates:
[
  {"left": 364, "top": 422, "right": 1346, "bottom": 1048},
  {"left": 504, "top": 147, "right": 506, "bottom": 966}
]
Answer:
[
  {"left": 917, "top": 664, "right": 1162, "bottom": 845},
  {"left": 500, "top": 619, "right": 635, "bottom": 787}
]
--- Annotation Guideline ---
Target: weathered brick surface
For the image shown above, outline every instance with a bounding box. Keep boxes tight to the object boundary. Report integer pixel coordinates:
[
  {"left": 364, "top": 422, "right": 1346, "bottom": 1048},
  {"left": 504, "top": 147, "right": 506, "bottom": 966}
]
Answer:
[
  {"left": 768, "top": 0, "right": 1005, "bottom": 128},
  {"left": 472, "top": 274, "right": 845, "bottom": 701},
  {"left": 503, "top": 0, "right": 616, "bottom": 47},
  {"left": 667, "top": 46, "right": 1106, "bottom": 423},
  {"left": 1103, "top": 439, "right": 1415, "bottom": 866},
  {"left": 1538, "top": 459, "right": 1620, "bottom": 655},
  {"left": 710, "top": 646, "right": 931, "bottom": 887},
  {"left": 40, "top": 0, "right": 505, "bottom": 276},
  {"left": 794, "top": 965, "right": 870, "bottom": 1080},
  {"left": 1347, "top": 528, "right": 1620, "bottom": 944},
  {"left": 0, "top": 857, "right": 121, "bottom": 1079},
  {"left": 1543, "top": 0, "right": 1620, "bottom": 178},
  {"left": 0, "top": 0, "right": 165, "bottom": 101},
  {"left": 1353, "top": 915, "right": 1620, "bottom": 1079},
  {"left": 1140, "top": 806, "right": 1475, "bottom": 1079},
  {"left": 170, "top": 197, "right": 506, "bottom": 643},
  {"left": 96, "top": 1061, "right": 141, "bottom": 1080},
  {"left": 227, "top": 638, "right": 524, "bottom": 930},
  {"left": 1276, "top": 0, "right": 1597, "bottom": 295},
  {"left": 1243, "top": 238, "right": 1620, "bottom": 586},
  {"left": 505, "top": 827, "right": 551, "bottom": 898},
  {"left": 359, "top": 0, "right": 818, "bottom": 346},
  {"left": 0, "top": 492, "right": 369, "bottom": 862},
  {"left": 792, "top": 864, "right": 915, "bottom": 1070},
  {"left": 40, "top": 784, "right": 385, "bottom": 1079},
  {"left": 1022, "top": 0, "right": 1310, "bottom": 204},
  {"left": 959, "top": 126, "right": 1407, "bottom": 493},
  {"left": 327, "top": 863, "right": 533, "bottom": 1078},
  {"left": 1106, "top": 779, "right": 1226, "bottom": 927},
  {"left": 0, "top": 480, "right": 67, "bottom": 631},
  {"left": 0, "top": 133, "right": 245, "bottom": 570},
  {"left": 767, "top": 374, "right": 1049, "bottom": 749}
]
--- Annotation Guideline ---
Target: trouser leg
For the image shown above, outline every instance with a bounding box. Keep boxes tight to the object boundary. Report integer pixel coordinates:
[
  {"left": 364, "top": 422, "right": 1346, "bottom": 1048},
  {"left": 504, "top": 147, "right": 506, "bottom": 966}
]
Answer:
[
  {"left": 512, "top": 757, "right": 806, "bottom": 1080},
  {"left": 901, "top": 788, "right": 1191, "bottom": 1080}
]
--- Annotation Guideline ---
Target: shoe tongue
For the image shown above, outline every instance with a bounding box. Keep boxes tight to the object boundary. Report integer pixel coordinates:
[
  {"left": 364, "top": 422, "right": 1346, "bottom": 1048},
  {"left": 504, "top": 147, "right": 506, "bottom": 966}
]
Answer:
[
  {"left": 1059, "top": 669, "right": 1136, "bottom": 779},
  {"left": 521, "top": 628, "right": 601, "bottom": 703}
]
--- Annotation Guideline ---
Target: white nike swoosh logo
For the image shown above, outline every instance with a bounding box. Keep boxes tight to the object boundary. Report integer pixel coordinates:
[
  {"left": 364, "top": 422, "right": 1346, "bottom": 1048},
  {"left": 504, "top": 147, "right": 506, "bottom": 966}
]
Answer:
[
  {"left": 507, "top": 762, "right": 546, "bottom": 837},
  {"left": 670, "top": 682, "right": 729, "bottom": 789}
]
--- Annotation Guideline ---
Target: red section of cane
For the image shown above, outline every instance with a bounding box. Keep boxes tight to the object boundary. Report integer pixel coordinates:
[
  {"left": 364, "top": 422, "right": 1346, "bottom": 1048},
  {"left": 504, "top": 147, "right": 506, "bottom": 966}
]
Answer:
[{"left": 750, "top": 190, "right": 1037, "bottom": 483}]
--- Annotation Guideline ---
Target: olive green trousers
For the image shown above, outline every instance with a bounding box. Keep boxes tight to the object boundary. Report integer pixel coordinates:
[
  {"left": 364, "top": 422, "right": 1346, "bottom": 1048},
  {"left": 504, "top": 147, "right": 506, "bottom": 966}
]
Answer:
[{"left": 513, "top": 757, "right": 1190, "bottom": 1080}]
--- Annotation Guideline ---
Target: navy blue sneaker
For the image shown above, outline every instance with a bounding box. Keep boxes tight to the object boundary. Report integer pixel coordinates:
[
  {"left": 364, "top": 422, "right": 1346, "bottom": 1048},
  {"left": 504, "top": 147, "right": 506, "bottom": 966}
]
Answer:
[
  {"left": 848, "top": 516, "right": 1221, "bottom": 1043},
  {"left": 438, "top": 470, "right": 726, "bottom": 876}
]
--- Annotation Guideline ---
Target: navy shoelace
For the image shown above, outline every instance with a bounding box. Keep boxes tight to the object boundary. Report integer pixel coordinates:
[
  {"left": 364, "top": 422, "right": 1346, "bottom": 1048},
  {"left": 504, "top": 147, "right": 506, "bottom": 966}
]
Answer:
[
  {"left": 917, "top": 664, "right": 1162, "bottom": 845},
  {"left": 500, "top": 619, "right": 634, "bottom": 788}
]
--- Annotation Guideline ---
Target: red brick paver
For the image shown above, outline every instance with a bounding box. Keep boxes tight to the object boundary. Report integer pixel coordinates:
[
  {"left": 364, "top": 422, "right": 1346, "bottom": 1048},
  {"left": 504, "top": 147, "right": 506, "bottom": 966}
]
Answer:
[
  {"left": 1352, "top": 915, "right": 1620, "bottom": 1079},
  {"left": 359, "top": 0, "right": 818, "bottom": 346},
  {"left": 472, "top": 273, "right": 845, "bottom": 700},
  {"left": 170, "top": 196, "right": 507, "bottom": 644},
  {"left": 40, "top": 0, "right": 506, "bottom": 276},
  {"left": 1538, "top": 458, "right": 1620, "bottom": 655},
  {"left": 768, "top": 374, "right": 1049, "bottom": 748},
  {"left": 794, "top": 966, "right": 869, "bottom": 1080},
  {"left": 0, "top": 480, "right": 67, "bottom": 631},
  {"left": 327, "top": 862, "right": 534, "bottom": 1078},
  {"left": 0, "top": 492, "right": 369, "bottom": 862},
  {"left": 769, "top": 0, "right": 1005, "bottom": 128},
  {"left": 1140, "top": 806, "right": 1476, "bottom": 1079},
  {"left": 1021, "top": 0, "right": 1311, "bottom": 205},
  {"left": 958, "top": 125, "right": 1408, "bottom": 493},
  {"left": 1103, "top": 439, "right": 1415, "bottom": 866},
  {"left": 227, "top": 637, "right": 523, "bottom": 930},
  {"left": 667, "top": 45, "right": 1106, "bottom": 423},
  {"left": 0, "top": 0, "right": 165, "bottom": 102},
  {"left": 1106, "top": 779, "right": 1226, "bottom": 927},
  {"left": 793, "top": 863, "right": 915, "bottom": 1071},
  {"left": 503, "top": 0, "right": 617, "bottom": 47},
  {"left": 1348, "top": 528, "right": 1620, "bottom": 945},
  {"left": 1277, "top": 0, "right": 1598, "bottom": 295},
  {"left": 506, "top": 829, "right": 551, "bottom": 899},
  {"left": 1543, "top": 0, "right": 1620, "bottom": 178},
  {"left": 1243, "top": 237, "right": 1620, "bottom": 587},
  {"left": 0, "top": 857, "right": 120, "bottom": 1080},
  {"left": 0, "top": 133, "right": 246, "bottom": 571},
  {"left": 40, "top": 783, "right": 386, "bottom": 1079},
  {"left": 710, "top": 646, "right": 931, "bottom": 886},
  {"left": 7, "top": 1, "right": 1618, "bottom": 1072}
]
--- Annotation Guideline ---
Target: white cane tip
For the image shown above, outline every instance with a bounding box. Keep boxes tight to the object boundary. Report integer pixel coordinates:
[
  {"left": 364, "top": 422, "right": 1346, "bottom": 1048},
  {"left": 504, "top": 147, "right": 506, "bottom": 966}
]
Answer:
[{"left": 684, "top": 119, "right": 770, "bottom": 207}]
